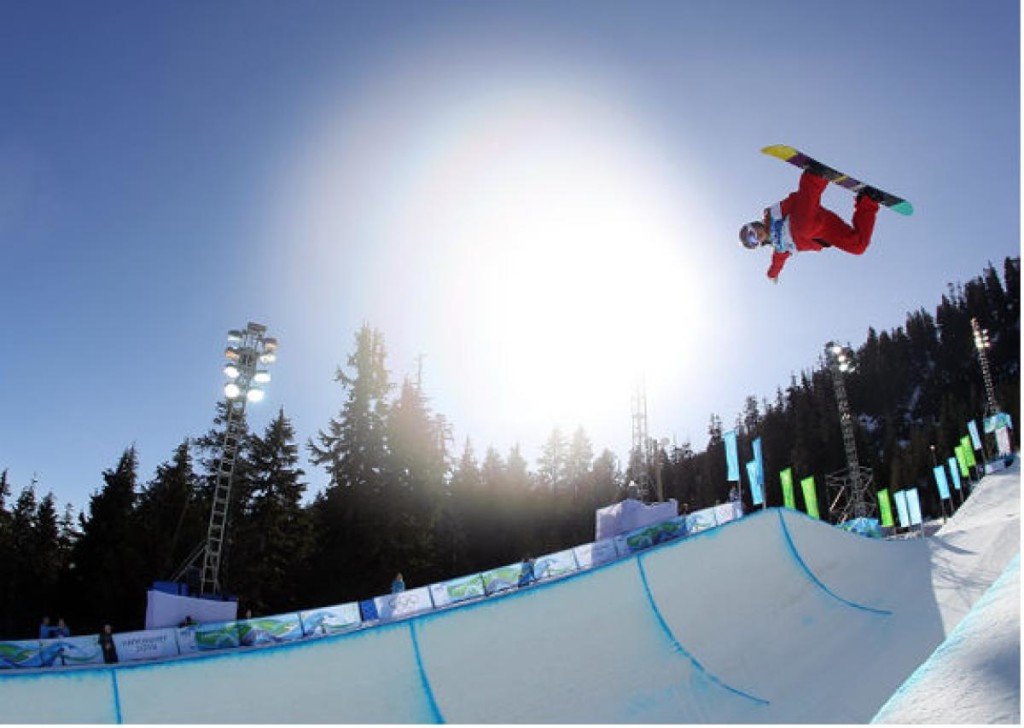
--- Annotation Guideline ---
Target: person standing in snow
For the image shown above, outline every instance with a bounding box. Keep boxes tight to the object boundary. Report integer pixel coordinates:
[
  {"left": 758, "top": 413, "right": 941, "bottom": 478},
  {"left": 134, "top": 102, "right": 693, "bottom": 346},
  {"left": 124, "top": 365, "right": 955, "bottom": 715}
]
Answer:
[
  {"left": 98, "top": 624, "right": 119, "bottom": 664},
  {"left": 739, "top": 164, "right": 882, "bottom": 282}
]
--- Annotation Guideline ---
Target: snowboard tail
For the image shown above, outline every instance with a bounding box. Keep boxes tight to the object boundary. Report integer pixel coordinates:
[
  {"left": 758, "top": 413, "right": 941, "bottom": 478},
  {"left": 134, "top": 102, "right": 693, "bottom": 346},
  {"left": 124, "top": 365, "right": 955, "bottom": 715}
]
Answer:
[{"left": 762, "top": 144, "right": 913, "bottom": 216}]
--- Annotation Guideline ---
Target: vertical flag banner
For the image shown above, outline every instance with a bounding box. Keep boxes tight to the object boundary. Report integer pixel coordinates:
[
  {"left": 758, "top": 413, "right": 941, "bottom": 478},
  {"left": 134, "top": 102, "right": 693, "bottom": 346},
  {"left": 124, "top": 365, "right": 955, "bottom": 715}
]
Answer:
[
  {"left": 948, "top": 456, "right": 962, "bottom": 491},
  {"left": 752, "top": 437, "right": 765, "bottom": 490},
  {"left": 968, "top": 419, "right": 982, "bottom": 451},
  {"left": 746, "top": 459, "right": 763, "bottom": 506},
  {"left": 906, "top": 488, "right": 923, "bottom": 526},
  {"left": 955, "top": 445, "right": 970, "bottom": 477},
  {"left": 800, "top": 476, "right": 819, "bottom": 519},
  {"left": 724, "top": 430, "right": 740, "bottom": 482},
  {"left": 932, "top": 465, "right": 951, "bottom": 500},
  {"left": 894, "top": 490, "right": 910, "bottom": 528},
  {"left": 780, "top": 467, "right": 796, "bottom": 509},
  {"left": 877, "top": 489, "right": 895, "bottom": 528},
  {"left": 961, "top": 436, "right": 977, "bottom": 467}
]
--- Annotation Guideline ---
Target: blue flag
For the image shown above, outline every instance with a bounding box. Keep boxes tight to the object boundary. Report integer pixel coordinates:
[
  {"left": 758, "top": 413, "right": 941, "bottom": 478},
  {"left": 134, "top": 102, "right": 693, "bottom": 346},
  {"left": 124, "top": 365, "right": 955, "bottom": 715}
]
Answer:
[
  {"left": 967, "top": 419, "right": 982, "bottom": 451},
  {"left": 752, "top": 437, "right": 765, "bottom": 489},
  {"left": 724, "top": 430, "right": 739, "bottom": 482},
  {"left": 906, "top": 488, "right": 923, "bottom": 526},
  {"left": 746, "top": 459, "right": 763, "bottom": 506},
  {"left": 894, "top": 490, "right": 910, "bottom": 528},
  {"left": 948, "top": 456, "right": 962, "bottom": 491},
  {"left": 933, "top": 465, "right": 951, "bottom": 500}
]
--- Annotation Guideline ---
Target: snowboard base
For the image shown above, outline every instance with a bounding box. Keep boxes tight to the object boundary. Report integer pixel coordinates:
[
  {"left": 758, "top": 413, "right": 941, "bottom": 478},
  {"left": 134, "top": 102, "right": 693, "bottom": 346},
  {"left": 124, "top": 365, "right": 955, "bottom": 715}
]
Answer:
[{"left": 762, "top": 145, "right": 913, "bottom": 216}]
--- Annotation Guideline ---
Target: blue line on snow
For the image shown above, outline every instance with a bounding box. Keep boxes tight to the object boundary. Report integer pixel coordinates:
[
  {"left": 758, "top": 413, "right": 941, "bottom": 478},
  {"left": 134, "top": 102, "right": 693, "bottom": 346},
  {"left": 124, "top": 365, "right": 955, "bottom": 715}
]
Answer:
[
  {"left": 636, "top": 556, "right": 770, "bottom": 706},
  {"left": 409, "top": 621, "right": 445, "bottom": 723},
  {"left": 777, "top": 510, "right": 892, "bottom": 615},
  {"left": 110, "top": 669, "right": 123, "bottom": 724}
]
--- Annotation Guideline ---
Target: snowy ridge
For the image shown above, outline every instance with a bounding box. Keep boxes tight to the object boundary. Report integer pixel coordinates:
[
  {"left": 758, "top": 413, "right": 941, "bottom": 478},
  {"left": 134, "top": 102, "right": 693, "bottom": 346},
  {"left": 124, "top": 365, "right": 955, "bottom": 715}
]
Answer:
[{"left": 0, "top": 465, "right": 1017, "bottom": 723}]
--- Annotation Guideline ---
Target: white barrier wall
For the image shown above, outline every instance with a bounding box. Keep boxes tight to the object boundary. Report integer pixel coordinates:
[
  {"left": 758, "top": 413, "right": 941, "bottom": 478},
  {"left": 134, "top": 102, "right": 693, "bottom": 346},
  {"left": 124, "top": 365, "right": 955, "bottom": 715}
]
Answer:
[{"left": 1, "top": 501, "right": 745, "bottom": 672}]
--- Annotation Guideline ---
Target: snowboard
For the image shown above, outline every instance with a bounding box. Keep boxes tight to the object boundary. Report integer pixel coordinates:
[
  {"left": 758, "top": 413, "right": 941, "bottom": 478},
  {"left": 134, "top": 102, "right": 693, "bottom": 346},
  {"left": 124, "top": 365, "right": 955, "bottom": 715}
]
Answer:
[{"left": 762, "top": 144, "right": 914, "bottom": 216}]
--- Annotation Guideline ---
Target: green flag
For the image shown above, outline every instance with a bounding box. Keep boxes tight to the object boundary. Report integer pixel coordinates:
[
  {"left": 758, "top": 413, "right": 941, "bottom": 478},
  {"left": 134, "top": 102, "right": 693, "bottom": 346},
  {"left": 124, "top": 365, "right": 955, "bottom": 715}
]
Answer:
[
  {"left": 781, "top": 467, "right": 796, "bottom": 509},
  {"left": 800, "top": 476, "right": 819, "bottom": 519},
  {"left": 877, "top": 488, "right": 895, "bottom": 527},
  {"left": 960, "top": 436, "right": 977, "bottom": 467}
]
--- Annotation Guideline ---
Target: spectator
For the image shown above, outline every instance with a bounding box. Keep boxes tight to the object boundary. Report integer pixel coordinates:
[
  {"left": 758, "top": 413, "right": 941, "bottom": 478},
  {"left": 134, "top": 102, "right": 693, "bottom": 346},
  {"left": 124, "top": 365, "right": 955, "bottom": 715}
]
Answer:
[
  {"left": 39, "top": 616, "right": 53, "bottom": 639},
  {"left": 391, "top": 572, "right": 405, "bottom": 594},
  {"left": 98, "top": 624, "right": 118, "bottom": 664},
  {"left": 53, "top": 618, "right": 70, "bottom": 638},
  {"left": 518, "top": 556, "right": 535, "bottom": 588}
]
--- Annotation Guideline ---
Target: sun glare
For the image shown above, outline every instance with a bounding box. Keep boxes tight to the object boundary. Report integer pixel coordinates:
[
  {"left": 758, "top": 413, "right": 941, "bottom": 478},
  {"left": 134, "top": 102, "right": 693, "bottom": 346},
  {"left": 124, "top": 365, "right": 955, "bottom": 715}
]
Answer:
[
  {"left": 282, "top": 63, "right": 713, "bottom": 449},
  {"left": 383, "top": 85, "right": 706, "bottom": 437}
]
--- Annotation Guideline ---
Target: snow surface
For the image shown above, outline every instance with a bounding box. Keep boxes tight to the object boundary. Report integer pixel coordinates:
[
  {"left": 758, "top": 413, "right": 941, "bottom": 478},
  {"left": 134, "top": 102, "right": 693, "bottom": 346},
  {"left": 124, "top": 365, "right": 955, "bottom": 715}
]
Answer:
[{"left": 0, "top": 464, "right": 1018, "bottom": 723}]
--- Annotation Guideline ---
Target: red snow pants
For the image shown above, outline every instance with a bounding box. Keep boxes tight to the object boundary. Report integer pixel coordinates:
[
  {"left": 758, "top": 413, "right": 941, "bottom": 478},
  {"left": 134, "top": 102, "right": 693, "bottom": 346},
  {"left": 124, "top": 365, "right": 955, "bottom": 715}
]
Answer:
[{"left": 787, "top": 171, "right": 879, "bottom": 254}]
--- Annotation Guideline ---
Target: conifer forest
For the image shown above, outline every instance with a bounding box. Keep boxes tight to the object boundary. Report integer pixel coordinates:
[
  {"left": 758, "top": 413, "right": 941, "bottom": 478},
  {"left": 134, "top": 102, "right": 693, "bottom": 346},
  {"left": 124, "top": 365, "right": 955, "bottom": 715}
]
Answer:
[{"left": 0, "top": 258, "right": 1018, "bottom": 638}]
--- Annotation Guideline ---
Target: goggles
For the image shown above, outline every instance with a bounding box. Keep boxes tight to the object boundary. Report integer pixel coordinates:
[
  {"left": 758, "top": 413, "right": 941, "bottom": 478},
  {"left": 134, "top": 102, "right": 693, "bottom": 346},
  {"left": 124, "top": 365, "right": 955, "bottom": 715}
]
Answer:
[{"left": 740, "top": 224, "right": 761, "bottom": 249}]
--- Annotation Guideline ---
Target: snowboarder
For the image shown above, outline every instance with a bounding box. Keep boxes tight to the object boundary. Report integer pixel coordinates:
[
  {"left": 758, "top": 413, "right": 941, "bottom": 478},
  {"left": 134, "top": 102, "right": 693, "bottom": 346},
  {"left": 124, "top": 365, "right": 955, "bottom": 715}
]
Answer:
[{"left": 739, "top": 164, "right": 882, "bottom": 282}]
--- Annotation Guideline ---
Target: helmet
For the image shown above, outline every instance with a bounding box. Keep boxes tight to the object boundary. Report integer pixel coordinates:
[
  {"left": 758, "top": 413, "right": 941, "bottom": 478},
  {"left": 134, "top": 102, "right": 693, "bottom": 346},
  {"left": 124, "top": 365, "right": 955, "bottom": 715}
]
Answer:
[{"left": 739, "top": 223, "right": 762, "bottom": 249}]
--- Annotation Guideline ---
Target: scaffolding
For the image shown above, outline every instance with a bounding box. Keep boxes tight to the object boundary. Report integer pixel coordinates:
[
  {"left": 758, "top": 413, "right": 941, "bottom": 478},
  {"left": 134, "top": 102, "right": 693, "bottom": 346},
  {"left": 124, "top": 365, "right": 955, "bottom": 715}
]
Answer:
[
  {"left": 172, "top": 322, "right": 277, "bottom": 596},
  {"left": 824, "top": 342, "right": 875, "bottom": 522}
]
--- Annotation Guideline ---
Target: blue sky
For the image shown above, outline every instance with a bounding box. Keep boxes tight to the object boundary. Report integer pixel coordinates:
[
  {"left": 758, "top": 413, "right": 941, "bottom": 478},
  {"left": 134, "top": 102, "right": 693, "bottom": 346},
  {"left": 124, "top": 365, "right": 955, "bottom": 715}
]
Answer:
[{"left": 1, "top": 0, "right": 1019, "bottom": 515}]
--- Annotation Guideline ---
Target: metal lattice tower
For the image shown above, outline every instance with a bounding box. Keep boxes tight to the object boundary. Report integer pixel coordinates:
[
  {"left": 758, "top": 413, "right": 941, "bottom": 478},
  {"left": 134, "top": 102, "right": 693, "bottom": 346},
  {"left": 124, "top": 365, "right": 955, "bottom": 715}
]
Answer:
[
  {"left": 824, "top": 342, "right": 875, "bottom": 522},
  {"left": 200, "top": 387, "right": 249, "bottom": 596},
  {"left": 971, "top": 317, "right": 1000, "bottom": 417},
  {"left": 631, "top": 376, "right": 651, "bottom": 500},
  {"left": 173, "top": 322, "right": 277, "bottom": 596}
]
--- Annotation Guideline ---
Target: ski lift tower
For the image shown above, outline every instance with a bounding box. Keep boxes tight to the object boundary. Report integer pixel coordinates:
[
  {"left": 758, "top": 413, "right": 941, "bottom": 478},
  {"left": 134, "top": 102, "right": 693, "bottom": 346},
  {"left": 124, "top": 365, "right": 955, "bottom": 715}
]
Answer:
[
  {"left": 823, "top": 341, "right": 875, "bottom": 522},
  {"left": 172, "top": 322, "right": 278, "bottom": 597}
]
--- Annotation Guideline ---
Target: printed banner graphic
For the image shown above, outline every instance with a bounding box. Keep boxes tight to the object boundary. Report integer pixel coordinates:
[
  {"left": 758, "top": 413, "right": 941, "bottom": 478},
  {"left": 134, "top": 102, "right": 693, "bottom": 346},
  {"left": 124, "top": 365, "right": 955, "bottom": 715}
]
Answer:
[
  {"left": 374, "top": 586, "right": 434, "bottom": 622},
  {"left": 429, "top": 574, "right": 485, "bottom": 609},
  {"left": 114, "top": 628, "right": 180, "bottom": 662},
  {"left": 300, "top": 603, "right": 362, "bottom": 637},
  {"left": 236, "top": 614, "right": 304, "bottom": 647},
  {"left": 0, "top": 640, "right": 49, "bottom": 669}
]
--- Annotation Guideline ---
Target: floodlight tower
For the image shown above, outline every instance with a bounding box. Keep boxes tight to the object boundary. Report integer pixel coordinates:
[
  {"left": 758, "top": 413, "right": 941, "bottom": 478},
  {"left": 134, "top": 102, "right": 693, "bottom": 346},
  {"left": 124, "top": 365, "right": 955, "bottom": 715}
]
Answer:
[
  {"left": 172, "top": 322, "right": 277, "bottom": 597},
  {"left": 824, "top": 341, "right": 875, "bottom": 521},
  {"left": 971, "top": 318, "right": 999, "bottom": 417},
  {"left": 631, "top": 375, "right": 651, "bottom": 500}
]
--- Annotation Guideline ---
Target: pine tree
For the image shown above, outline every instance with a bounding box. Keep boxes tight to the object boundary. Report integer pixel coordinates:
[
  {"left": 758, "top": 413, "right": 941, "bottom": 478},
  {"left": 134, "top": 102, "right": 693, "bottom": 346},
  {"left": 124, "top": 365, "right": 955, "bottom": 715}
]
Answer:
[
  {"left": 0, "top": 471, "right": 13, "bottom": 635},
  {"left": 230, "top": 409, "right": 312, "bottom": 614},
  {"left": 72, "top": 447, "right": 145, "bottom": 631},
  {"left": 537, "top": 427, "right": 568, "bottom": 492},
  {"left": 307, "top": 325, "right": 394, "bottom": 602},
  {"left": 2, "top": 483, "right": 50, "bottom": 636},
  {"left": 133, "top": 441, "right": 203, "bottom": 585}
]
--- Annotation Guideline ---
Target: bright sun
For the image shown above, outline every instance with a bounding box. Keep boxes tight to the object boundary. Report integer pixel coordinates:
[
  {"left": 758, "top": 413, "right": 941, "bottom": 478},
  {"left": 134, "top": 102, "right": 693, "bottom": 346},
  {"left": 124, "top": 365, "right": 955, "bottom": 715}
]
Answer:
[
  {"left": 286, "top": 67, "right": 712, "bottom": 450},
  {"left": 380, "top": 85, "right": 706, "bottom": 440}
]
